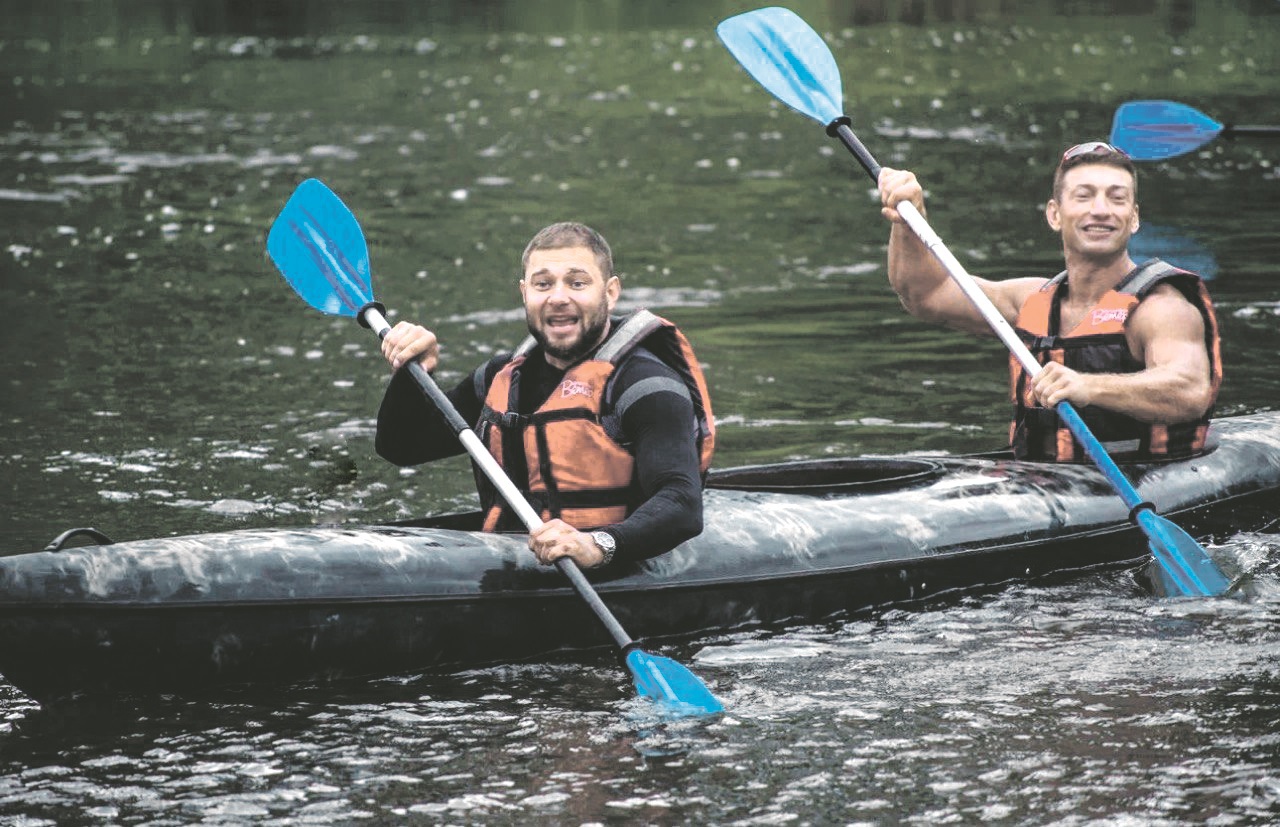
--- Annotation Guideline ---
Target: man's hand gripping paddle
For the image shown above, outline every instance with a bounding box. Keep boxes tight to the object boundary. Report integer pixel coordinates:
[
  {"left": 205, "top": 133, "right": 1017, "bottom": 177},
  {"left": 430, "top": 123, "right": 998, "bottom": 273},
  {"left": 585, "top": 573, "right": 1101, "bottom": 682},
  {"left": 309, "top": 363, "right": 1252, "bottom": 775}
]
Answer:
[
  {"left": 267, "top": 178, "right": 723, "bottom": 714},
  {"left": 717, "top": 7, "right": 1231, "bottom": 597}
]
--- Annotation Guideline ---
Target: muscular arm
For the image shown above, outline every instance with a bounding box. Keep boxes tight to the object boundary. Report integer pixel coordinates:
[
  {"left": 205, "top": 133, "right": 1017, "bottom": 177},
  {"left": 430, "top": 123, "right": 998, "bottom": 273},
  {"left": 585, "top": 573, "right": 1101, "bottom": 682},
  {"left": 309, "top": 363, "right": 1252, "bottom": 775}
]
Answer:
[
  {"left": 879, "top": 167, "right": 1042, "bottom": 335},
  {"left": 1031, "top": 285, "right": 1215, "bottom": 423}
]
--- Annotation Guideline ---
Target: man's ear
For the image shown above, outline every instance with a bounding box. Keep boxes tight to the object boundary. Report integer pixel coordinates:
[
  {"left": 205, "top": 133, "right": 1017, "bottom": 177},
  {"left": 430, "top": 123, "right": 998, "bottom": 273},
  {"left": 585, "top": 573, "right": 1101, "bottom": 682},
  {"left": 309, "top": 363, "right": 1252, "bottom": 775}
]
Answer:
[
  {"left": 605, "top": 275, "right": 621, "bottom": 311},
  {"left": 1044, "top": 198, "right": 1061, "bottom": 232}
]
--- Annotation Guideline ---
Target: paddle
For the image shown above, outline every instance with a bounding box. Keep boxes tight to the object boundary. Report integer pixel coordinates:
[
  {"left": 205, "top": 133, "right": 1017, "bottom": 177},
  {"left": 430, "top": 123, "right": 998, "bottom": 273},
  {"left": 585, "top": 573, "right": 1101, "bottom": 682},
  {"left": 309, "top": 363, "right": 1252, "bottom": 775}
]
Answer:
[
  {"left": 717, "top": 7, "right": 1232, "bottom": 597},
  {"left": 1110, "top": 99, "right": 1280, "bottom": 161},
  {"left": 266, "top": 178, "right": 723, "bottom": 715}
]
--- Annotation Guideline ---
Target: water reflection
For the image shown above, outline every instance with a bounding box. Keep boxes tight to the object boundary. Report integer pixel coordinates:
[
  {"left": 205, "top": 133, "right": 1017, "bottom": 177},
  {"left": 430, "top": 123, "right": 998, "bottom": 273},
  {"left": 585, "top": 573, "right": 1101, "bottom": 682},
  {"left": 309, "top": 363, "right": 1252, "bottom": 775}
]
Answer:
[
  {"left": 3, "top": 549, "right": 1278, "bottom": 823},
  {"left": 3, "top": 0, "right": 1277, "bottom": 539},
  {"left": 2, "top": 2, "right": 1280, "bottom": 822},
  {"left": 7, "top": 0, "right": 1271, "bottom": 44}
]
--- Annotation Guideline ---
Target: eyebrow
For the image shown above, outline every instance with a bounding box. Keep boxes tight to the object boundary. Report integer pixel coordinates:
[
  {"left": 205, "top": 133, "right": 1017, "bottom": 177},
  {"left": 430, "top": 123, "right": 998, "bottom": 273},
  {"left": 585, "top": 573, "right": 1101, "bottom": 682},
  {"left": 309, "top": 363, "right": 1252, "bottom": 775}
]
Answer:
[
  {"left": 1069, "top": 183, "right": 1132, "bottom": 195},
  {"left": 527, "top": 267, "right": 593, "bottom": 278}
]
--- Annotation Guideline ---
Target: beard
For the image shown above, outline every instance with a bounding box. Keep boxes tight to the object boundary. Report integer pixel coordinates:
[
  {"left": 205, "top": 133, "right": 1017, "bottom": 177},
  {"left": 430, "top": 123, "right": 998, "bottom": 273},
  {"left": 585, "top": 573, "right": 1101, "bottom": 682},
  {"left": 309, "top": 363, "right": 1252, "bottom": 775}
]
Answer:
[{"left": 527, "top": 298, "right": 612, "bottom": 366}]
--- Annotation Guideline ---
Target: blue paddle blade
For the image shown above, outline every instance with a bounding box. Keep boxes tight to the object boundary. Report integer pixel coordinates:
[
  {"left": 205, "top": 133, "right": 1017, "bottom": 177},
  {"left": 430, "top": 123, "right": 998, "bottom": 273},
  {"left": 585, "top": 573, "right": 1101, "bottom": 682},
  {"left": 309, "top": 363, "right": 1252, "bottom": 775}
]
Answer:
[
  {"left": 625, "top": 648, "right": 723, "bottom": 717},
  {"left": 267, "top": 178, "right": 373, "bottom": 316},
  {"left": 1109, "top": 100, "right": 1224, "bottom": 161},
  {"left": 717, "top": 7, "right": 844, "bottom": 126},
  {"left": 1056, "top": 402, "right": 1231, "bottom": 597},
  {"left": 1135, "top": 509, "right": 1233, "bottom": 597}
]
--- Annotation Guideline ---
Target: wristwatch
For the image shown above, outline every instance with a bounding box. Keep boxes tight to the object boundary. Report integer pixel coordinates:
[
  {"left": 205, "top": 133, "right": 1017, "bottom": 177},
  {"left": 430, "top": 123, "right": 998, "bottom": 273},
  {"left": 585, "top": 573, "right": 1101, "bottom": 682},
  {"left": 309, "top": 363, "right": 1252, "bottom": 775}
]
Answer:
[{"left": 590, "top": 530, "right": 617, "bottom": 567}]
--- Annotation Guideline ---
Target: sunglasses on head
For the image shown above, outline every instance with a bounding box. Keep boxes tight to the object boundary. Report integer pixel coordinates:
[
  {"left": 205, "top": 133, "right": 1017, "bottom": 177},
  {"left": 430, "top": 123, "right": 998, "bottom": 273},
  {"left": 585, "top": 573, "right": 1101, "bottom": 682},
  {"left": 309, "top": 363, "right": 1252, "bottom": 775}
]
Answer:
[{"left": 1060, "top": 141, "right": 1130, "bottom": 164}]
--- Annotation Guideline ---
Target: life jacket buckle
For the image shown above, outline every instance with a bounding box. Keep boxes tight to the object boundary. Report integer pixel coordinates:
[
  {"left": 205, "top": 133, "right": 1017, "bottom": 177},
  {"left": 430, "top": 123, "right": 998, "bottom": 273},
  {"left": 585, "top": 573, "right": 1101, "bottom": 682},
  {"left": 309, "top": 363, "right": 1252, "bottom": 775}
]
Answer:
[{"left": 498, "top": 412, "right": 528, "bottom": 429}]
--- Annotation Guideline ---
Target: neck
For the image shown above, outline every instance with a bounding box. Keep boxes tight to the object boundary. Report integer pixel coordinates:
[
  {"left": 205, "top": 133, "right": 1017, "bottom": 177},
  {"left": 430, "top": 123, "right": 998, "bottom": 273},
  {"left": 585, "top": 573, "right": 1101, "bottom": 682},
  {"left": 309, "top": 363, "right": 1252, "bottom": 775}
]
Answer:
[{"left": 1063, "top": 250, "right": 1136, "bottom": 304}]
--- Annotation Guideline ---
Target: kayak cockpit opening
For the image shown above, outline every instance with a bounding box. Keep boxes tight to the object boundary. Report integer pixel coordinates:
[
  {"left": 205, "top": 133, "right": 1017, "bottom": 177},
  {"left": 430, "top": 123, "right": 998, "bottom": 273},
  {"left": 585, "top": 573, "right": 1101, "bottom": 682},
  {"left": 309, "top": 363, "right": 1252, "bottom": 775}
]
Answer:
[
  {"left": 707, "top": 458, "right": 941, "bottom": 495},
  {"left": 43, "top": 527, "right": 115, "bottom": 552},
  {"left": 386, "top": 458, "right": 944, "bottom": 530}
]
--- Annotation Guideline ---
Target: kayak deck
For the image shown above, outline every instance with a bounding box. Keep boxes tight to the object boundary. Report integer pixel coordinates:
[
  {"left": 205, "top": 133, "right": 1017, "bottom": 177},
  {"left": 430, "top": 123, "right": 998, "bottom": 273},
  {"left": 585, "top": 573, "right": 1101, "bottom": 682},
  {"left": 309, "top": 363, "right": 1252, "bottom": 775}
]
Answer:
[{"left": 1, "top": 412, "right": 1278, "bottom": 702}]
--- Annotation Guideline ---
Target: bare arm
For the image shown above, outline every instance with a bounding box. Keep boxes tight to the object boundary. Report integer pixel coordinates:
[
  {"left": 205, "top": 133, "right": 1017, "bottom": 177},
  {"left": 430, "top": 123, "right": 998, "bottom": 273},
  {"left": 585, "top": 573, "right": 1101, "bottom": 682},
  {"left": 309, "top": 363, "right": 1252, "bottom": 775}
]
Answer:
[
  {"left": 1030, "top": 285, "right": 1214, "bottom": 423},
  {"left": 878, "top": 167, "right": 1042, "bottom": 335}
]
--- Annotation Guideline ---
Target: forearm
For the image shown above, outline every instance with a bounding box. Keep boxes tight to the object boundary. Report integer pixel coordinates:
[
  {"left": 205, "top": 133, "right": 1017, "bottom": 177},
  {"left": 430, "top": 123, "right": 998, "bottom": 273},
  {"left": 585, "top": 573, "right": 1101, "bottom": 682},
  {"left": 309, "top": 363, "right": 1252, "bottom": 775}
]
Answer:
[
  {"left": 609, "top": 472, "right": 703, "bottom": 563},
  {"left": 374, "top": 367, "right": 478, "bottom": 465},
  {"left": 887, "top": 222, "right": 953, "bottom": 319},
  {"left": 608, "top": 390, "right": 704, "bottom": 563},
  {"left": 1080, "top": 368, "right": 1214, "bottom": 424}
]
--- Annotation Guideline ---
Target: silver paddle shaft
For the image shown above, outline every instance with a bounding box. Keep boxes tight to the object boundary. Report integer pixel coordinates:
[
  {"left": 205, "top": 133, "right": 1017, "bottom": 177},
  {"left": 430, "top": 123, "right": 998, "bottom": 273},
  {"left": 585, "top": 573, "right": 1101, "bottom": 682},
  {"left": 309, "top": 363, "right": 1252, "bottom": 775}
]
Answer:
[
  {"left": 360, "top": 305, "right": 544, "bottom": 531},
  {"left": 359, "top": 304, "right": 639, "bottom": 643},
  {"left": 895, "top": 201, "right": 1042, "bottom": 379}
]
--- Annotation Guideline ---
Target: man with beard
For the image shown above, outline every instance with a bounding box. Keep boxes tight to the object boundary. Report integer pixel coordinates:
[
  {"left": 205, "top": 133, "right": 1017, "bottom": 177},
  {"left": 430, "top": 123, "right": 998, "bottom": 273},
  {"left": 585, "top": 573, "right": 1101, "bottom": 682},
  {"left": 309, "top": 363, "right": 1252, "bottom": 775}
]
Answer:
[
  {"left": 375, "top": 222, "right": 715, "bottom": 569},
  {"left": 877, "top": 142, "right": 1221, "bottom": 462}
]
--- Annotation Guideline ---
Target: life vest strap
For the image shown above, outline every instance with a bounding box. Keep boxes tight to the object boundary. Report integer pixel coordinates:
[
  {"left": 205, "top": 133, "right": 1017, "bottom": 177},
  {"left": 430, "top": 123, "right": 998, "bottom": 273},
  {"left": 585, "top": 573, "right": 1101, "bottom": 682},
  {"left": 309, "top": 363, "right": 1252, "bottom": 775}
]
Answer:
[{"left": 479, "top": 407, "right": 530, "bottom": 430}]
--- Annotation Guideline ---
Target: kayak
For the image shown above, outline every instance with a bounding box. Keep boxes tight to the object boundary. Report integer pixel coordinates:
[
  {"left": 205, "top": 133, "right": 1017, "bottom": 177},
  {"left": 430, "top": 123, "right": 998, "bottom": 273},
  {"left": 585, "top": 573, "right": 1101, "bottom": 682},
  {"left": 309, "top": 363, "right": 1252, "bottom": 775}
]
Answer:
[{"left": 2, "top": 411, "right": 1279, "bottom": 704}]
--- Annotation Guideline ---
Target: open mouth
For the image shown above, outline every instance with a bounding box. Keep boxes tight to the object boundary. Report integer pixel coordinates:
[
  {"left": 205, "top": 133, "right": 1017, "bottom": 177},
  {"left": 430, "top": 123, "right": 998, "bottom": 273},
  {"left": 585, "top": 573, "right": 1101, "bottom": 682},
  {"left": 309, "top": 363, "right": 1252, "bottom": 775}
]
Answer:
[{"left": 544, "top": 315, "right": 580, "bottom": 334}]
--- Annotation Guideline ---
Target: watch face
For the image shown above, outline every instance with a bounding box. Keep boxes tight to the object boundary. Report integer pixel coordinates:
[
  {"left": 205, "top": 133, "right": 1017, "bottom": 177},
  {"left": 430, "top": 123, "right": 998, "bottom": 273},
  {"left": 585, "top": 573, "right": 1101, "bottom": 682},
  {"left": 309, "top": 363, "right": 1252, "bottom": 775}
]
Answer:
[{"left": 593, "top": 531, "right": 615, "bottom": 551}]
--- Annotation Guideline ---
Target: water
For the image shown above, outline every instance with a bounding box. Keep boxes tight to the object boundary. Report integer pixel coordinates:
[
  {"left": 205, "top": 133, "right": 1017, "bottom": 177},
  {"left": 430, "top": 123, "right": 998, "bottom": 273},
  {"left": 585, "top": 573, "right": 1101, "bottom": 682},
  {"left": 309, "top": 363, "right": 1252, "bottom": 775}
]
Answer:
[{"left": 3, "top": 1, "right": 1280, "bottom": 823}]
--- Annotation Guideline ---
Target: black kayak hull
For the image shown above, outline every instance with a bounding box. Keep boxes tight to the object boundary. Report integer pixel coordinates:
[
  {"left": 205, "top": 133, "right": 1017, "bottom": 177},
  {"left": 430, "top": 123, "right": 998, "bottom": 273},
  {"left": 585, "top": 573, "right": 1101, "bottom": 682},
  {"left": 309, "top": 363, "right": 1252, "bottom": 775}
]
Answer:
[{"left": 3, "top": 412, "right": 1279, "bottom": 703}]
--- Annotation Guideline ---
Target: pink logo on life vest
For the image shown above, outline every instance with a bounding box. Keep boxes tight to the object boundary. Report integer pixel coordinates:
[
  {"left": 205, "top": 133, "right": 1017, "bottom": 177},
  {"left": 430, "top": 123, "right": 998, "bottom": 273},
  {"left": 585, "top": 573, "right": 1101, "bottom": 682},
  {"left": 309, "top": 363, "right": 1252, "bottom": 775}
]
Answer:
[
  {"left": 560, "top": 379, "right": 594, "bottom": 399},
  {"left": 1091, "top": 308, "right": 1128, "bottom": 325}
]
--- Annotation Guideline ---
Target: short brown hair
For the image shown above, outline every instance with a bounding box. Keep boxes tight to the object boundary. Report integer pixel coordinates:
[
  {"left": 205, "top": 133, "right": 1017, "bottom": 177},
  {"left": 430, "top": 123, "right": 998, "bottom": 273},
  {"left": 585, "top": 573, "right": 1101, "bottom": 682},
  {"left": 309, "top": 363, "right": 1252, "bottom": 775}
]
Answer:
[
  {"left": 521, "top": 222, "right": 614, "bottom": 279},
  {"left": 1052, "top": 143, "right": 1138, "bottom": 202}
]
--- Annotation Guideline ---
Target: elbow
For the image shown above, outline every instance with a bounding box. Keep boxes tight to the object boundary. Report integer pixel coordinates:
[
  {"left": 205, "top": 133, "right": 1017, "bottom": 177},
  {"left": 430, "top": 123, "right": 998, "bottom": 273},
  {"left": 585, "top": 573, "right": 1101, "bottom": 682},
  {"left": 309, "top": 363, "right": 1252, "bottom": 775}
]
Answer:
[
  {"left": 897, "top": 288, "right": 947, "bottom": 325},
  {"left": 675, "top": 488, "right": 705, "bottom": 544},
  {"left": 679, "top": 493, "right": 705, "bottom": 542},
  {"left": 1183, "top": 371, "right": 1217, "bottom": 420},
  {"left": 688, "top": 509, "right": 705, "bottom": 541},
  {"left": 1186, "top": 385, "right": 1217, "bottom": 422},
  {"left": 1157, "top": 380, "right": 1216, "bottom": 425}
]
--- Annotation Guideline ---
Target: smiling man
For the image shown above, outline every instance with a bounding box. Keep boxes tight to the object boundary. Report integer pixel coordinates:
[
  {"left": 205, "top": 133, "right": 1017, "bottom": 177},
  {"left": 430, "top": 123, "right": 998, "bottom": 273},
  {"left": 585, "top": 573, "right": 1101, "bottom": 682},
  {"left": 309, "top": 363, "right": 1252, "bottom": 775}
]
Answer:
[
  {"left": 877, "top": 142, "right": 1221, "bottom": 462},
  {"left": 375, "top": 222, "right": 714, "bottom": 568}
]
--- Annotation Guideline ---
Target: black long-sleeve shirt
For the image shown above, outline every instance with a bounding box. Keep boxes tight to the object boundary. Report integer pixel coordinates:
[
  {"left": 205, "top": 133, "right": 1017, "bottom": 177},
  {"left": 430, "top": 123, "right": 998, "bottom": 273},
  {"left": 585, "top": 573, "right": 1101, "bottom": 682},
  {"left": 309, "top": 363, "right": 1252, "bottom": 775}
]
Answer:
[{"left": 375, "top": 345, "right": 704, "bottom": 564}]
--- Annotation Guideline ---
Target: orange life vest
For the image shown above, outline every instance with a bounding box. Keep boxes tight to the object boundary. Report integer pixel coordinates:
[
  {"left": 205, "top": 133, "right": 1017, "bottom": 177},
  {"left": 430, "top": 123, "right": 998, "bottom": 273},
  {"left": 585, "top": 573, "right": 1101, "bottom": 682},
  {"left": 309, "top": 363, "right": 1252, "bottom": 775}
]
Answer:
[
  {"left": 475, "top": 310, "right": 715, "bottom": 532},
  {"left": 1010, "top": 259, "right": 1222, "bottom": 462}
]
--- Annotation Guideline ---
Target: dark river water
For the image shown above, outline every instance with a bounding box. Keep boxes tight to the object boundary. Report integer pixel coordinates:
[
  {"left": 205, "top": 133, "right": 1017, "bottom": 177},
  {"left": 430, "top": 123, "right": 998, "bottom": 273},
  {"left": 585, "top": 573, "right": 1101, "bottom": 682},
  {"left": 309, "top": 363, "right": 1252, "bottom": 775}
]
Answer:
[{"left": 3, "top": 0, "right": 1280, "bottom": 823}]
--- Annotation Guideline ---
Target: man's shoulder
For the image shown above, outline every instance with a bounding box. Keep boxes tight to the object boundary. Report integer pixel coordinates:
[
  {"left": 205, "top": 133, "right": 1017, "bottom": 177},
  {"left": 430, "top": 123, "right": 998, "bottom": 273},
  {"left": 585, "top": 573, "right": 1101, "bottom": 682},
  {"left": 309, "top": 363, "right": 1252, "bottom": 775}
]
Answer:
[
  {"left": 1133, "top": 282, "right": 1204, "bottom": 315},
  {"left": 472, "top": 351, "right": 518, "bottom": 393},
  {"left": 995, "top": 275, "right": 1054, "bottom": 321},
  {"left": 606, "top": 347, "right": 693, "bottom": 415},
  {"left": 613, "top": 346, "right": 682, "bottom": 383},
  {"left": 1128, "top": 283, "right": 1208, "bottom": 338},
  {"left": 1005, "top": 275, "right": 1055, "bottom": 298}
]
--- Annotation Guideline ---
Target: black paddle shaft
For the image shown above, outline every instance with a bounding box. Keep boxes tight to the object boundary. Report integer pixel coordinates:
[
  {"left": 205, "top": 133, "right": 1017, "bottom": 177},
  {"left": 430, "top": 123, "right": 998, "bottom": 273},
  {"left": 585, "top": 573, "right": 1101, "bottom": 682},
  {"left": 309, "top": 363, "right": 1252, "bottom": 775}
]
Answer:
[
  {"left": 361, "top": 304, "right": 472, "bottom": 437},
  {"left": 826, "top": 118, "right": 882, "bottom": 180},
  {"left": 360, "top": 305, "right": 639, "bottom": 653},
  {"left": 1226, "top": 124, "right": 1280, "bottom": 138}
]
